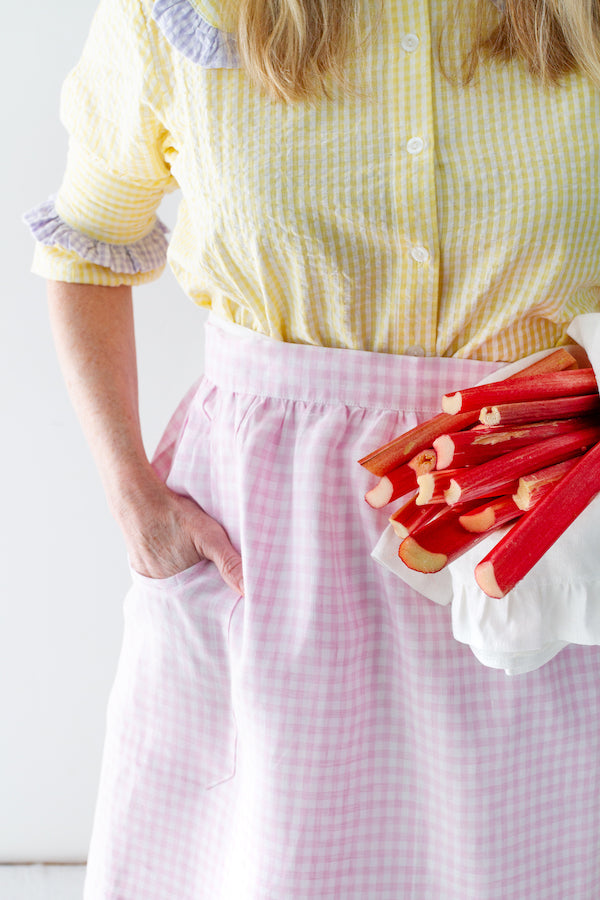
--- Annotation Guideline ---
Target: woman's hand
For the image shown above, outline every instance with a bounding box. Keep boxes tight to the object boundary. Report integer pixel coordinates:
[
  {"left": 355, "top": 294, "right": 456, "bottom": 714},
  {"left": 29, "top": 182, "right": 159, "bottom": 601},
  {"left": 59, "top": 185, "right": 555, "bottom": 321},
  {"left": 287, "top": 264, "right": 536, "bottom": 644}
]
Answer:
[
  {"left": 115, "top": 476, "right": 244, "bottom": 593},
  {"left": 46, "top": 280, "right": 243, "bottom": 594}
]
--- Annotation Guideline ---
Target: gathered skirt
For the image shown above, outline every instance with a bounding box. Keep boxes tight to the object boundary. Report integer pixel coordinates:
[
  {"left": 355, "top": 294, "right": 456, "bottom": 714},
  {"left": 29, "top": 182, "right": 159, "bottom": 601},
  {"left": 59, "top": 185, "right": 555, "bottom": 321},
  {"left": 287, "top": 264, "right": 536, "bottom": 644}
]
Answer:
[{"left": 84, "top": 315, "right": 600, "bottom": 900}]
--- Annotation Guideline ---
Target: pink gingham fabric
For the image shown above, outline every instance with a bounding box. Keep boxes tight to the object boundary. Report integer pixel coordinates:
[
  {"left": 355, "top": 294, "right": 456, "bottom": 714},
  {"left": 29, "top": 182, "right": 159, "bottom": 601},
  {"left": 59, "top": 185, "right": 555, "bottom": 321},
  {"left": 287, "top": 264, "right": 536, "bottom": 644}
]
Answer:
[{"left": 84, "top": 315, "right": 600, "bottom": 900}]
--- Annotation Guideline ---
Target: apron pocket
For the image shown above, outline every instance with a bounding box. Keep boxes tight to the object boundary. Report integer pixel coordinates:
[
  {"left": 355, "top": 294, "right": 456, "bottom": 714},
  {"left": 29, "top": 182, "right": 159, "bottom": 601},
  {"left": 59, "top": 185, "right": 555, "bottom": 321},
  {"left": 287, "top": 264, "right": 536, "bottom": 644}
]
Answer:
[{"left": 108, "top": 559, "right": 242, "bottom": 791}]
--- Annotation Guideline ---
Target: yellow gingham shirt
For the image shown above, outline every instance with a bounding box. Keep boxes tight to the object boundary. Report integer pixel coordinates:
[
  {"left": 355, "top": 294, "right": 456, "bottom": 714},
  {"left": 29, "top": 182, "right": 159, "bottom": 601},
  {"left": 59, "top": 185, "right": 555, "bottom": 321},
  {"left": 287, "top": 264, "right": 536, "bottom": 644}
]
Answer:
[{"left": 31, "top": 0, "right": 600, "bottom": 360}]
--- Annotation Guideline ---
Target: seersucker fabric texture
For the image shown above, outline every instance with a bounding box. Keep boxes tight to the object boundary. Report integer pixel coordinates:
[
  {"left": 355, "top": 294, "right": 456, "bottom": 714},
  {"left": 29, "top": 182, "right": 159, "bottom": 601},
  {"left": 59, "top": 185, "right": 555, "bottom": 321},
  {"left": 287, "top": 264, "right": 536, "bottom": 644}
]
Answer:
[
  {"left": 25, "top": 0, "right": 600, "bottom": 359},
  {"left": 81, "top": 315, "right": 600, "bottom": 899}
]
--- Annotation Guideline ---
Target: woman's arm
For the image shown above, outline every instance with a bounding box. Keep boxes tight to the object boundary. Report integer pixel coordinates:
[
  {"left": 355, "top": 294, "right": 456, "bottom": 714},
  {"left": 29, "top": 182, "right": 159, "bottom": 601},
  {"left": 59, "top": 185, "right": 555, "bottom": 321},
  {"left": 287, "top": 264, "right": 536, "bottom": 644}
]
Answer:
[{"left": 47, "top": 280, "right": 244, "bottom": 593}]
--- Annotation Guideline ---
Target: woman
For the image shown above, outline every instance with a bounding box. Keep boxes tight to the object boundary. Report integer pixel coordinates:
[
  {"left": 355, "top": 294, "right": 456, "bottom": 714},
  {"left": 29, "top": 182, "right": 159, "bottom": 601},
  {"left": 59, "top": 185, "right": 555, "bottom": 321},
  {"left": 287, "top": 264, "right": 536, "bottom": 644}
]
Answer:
[{"left": 26, "top": 0, "right": 600, "bottom": 896}]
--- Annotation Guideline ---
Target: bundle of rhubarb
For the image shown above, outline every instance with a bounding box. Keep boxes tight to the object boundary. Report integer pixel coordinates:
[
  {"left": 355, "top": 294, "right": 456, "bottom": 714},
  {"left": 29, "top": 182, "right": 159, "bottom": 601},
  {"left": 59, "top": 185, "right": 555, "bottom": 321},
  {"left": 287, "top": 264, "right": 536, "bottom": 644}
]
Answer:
[{"left": 359, "top": 349, "right": 600, "bottom": 599}]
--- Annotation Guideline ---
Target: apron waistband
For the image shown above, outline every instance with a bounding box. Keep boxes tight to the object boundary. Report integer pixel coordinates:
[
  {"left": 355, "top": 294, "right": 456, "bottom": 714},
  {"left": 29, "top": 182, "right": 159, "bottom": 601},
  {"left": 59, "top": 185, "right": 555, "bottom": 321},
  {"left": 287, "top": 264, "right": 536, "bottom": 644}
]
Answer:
[{"left": 204, "top": 314, "right": 501, "bottom": 413}]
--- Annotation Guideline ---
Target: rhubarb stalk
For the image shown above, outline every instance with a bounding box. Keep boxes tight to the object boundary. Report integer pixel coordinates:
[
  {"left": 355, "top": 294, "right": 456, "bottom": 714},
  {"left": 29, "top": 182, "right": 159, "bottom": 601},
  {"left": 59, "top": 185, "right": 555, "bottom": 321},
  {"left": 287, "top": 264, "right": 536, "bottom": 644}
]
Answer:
[
  {"left": 365, "top": 449, "right": 437, "bottom": 508},
  {"left": 433, "top": 418, "right": 595, "bottom": 470},
  {"left": 416, "top": 468, "right": 463, "bottom": 505},
  {"left": 479, "top": 394, "right": 600, "bottom": 427},
  {"left": 398, "top": 501, "right": 509, "bottom": 574},
  {"left": 458, "top": 497, "right": 523, "bottom": 533},
  {"left": 474, "top": 439, "right": 600, "bottom": 599},
  {"left": 358, "top": 410, "right": 480, "bottom": 477},
  {"left": 443, "top": 425, "right": 600, "bottom": 506},
  {"left": 442, "top": 368, "right": 597, "bottom": 415},
  {"left": 512, "top": 458, "right": 579, "bottom": 511},
  {"left": 358, "top": 349, "right": 579, "bottom": 476},
  {"left": 389, "top": 495, "right": 440, "bottom": 538},
  {"left": 365, "top": 464, "right": 417, "bottom": 509}
]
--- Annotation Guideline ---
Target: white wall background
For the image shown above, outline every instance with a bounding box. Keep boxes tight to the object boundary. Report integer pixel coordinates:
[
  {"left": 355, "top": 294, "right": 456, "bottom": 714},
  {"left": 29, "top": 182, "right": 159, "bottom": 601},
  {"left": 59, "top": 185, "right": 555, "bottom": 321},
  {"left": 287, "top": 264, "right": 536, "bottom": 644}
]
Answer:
[{"left": 3, "top": 0, "right": 207, "bottom": 862}]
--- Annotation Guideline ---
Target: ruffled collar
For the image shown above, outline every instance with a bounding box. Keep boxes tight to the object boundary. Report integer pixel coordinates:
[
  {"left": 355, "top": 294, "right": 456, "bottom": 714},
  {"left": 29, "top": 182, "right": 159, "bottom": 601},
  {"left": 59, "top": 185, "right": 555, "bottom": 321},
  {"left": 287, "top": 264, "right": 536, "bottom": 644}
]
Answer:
[{"left": 152, "top": 0, "right": 239, "bottom": 67}]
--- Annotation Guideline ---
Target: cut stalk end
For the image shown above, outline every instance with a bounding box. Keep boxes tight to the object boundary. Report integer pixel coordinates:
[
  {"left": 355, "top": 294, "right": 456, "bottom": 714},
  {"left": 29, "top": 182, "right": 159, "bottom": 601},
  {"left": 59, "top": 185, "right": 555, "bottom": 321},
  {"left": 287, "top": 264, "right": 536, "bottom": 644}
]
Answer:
[
  {"left": 480, "top": 406, "right": 501, "bottom": 426},
  {"left": 512, "top": 485, "right": 531, "bottom": 511},
  {"left": 444, "top": 479, "right": 462, "bottom": 505},
  {"left": 389, "top": 519, "right": 410, "bottom": 539},
  {"left": 398, "top": 537, "right": 448, "bottom": 573},
  {"left": 364, "top": 477, "right": 393, "bottom": 509},
  {"left": 459, "top": 507, "right": 495, "bottom": 533},
  {"left": 415, "top": 474, "right": 433, "bottom": 505},
  {"left": 442, "top": 393, "right": 462, "bottom": 415},
  {"left": 474, "top": 560, "right": 505, "bottom": 598},
  {"left": 432, "top": 434, "right": 454, "bottom": 469}
]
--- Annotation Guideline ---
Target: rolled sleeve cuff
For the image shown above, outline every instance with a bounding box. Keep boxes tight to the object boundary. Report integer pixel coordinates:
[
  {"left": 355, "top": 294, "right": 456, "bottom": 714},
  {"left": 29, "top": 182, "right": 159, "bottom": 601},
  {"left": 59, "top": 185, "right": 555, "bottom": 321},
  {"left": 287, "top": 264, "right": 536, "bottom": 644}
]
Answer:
[{"left": 25, "top": 196, "right": 169, "bottom": 285}]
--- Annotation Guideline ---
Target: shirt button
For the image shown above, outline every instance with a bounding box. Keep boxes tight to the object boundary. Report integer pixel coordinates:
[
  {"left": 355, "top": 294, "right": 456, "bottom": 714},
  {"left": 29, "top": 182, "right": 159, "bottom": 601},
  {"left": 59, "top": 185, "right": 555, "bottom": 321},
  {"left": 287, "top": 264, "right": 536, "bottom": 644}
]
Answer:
[
  {"left": 401, "top": 33, "right": 420, "bottom": 53},
  {"left": 407, "top": 136, "right": 425, "bottom": 155},
  {"left": 410, "top": 245, "right": 429, "bottom": 263},
  {"left": 404, "top": 345, "right": 426, "bottom": 357}
]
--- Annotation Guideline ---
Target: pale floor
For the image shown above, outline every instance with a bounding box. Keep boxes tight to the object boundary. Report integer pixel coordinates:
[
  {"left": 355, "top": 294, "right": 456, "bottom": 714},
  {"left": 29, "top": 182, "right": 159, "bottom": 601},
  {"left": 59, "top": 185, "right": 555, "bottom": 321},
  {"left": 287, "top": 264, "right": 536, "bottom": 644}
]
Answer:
[{"left": 0, "top": 865, "right": 86, "bottom": 900}]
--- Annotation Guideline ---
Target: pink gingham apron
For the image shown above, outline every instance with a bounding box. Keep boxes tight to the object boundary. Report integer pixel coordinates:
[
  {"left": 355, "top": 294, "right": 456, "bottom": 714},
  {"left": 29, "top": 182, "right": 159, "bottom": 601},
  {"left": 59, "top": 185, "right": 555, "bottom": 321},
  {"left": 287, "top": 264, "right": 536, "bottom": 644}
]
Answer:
[{"left": 84, "top": 315, "right": 600, "bottom": 900}]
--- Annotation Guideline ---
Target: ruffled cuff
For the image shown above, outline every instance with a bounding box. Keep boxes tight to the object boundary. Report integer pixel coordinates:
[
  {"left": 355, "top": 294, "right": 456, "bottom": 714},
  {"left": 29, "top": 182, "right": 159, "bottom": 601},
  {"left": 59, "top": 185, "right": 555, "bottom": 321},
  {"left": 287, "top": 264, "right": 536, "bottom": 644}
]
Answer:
[
  {"left": 152, "top": 0, "right": 240, "bottom": 67},
  {"left": 24, "top": 197, "right": 169, "bottom": 275}
]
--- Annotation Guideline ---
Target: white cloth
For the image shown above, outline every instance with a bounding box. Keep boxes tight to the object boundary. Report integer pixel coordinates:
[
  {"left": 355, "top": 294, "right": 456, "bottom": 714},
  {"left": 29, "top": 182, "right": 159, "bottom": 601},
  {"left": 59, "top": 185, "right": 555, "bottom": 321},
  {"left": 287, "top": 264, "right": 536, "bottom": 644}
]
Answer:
[{"left": 373, "top": 314, "right": 600, "bottom": 675}]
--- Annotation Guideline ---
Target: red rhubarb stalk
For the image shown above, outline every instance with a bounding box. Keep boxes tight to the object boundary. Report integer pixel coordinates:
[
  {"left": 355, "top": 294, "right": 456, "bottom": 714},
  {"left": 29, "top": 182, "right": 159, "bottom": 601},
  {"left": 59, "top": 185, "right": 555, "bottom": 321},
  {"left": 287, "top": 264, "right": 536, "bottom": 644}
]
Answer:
[
  {"left": 479, "top": 393, "right": 600, "bottom": 427},
  {"left": 358, "top": 349, "right": 579, "bottom": 476},
  {"left": 442, "top": 368, "right": 597, "bottom": 415},
  {"left": 444, "top": 425, "right": 600, "bottom": 506},
  {"left": 358, "top": 410, "right": 480, "bottom": 477},
  {"left": 512, "top": 458, "right": 579, "bottom": 511},
  {"left": 416, "top": 468, "right": 463, "bottom": 505},
  {"left": 474, "top": 439, "right": 600, "bottom": 599},
  {"left": 503, "top": 348, "right": 578, "bottom": 372},
  {"left": 364, "top": 449, "right": 437, "bottom": 508},
  {"left": 365, "top": 464, "right": 417, "bottom": 509},
  {"left": 398, "top": 501, "right": 508, "bottom": 574},
  {"left": 433, "top": 418, "right": 595, "bottom": 470},
  {"left": 458, "top": 497, "right": 523, "bottom": 533},
  {"left": 389, "top": 494, "right": 440, "bottom": 538}
]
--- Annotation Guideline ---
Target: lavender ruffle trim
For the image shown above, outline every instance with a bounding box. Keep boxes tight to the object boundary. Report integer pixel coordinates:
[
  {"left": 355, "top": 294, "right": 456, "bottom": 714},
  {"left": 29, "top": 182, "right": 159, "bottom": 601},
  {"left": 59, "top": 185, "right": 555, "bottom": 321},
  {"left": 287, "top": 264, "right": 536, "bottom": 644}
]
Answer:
[
  {"left": 152, "top": 0, "right": 240, "bottom": 68},
  {"left": 24, "top": 198, "right": 169, "bottom": 275}
]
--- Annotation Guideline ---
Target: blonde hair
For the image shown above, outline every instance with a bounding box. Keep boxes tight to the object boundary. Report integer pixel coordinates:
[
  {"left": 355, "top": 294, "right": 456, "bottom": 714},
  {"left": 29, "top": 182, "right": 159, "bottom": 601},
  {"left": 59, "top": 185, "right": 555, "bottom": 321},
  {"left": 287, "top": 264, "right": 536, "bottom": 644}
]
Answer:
[
  {"left": 460, "top": 0, "right": 600, "bottom": 86},
  {"left": 235, "top": 0, "right": 600, "bottom": 102},
  {"left": 236, "top": 0, "right": 366, "bottom": 101}
]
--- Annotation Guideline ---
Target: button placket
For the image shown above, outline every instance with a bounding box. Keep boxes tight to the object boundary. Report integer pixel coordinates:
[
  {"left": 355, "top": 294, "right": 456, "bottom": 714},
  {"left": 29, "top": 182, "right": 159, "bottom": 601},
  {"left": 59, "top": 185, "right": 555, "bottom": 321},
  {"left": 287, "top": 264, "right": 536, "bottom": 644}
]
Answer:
[{"left": 395, "top": 6, "right": 439, "bottom": 354}]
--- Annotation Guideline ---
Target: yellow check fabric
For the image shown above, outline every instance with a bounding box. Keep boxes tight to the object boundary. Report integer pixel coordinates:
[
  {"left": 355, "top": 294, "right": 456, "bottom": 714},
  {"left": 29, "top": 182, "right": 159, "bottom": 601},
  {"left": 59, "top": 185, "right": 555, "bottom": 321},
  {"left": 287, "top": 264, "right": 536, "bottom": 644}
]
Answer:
[{"left": 32, "top": 0, "right": 600, "bottom": 360}]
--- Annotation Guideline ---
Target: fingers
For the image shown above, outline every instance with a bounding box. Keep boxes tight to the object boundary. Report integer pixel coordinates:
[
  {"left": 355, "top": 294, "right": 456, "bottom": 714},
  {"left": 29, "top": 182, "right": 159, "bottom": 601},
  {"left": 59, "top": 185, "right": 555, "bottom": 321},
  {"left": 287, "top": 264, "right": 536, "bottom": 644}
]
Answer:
[
  {"left": 217, "top": 550, "right": 245, "bottom": 597},
  {"left": 191, "top": 510, "right": 245, "bottom": 596},
  {"left": 117, "top": 484, "right": 245, "bottom": 592}
]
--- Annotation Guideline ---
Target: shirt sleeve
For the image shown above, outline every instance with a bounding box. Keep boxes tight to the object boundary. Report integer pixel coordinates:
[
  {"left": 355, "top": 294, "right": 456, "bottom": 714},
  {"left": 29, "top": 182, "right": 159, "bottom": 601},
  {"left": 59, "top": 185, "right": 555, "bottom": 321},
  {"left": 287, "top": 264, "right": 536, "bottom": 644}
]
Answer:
[{"left": 25, "top": 0, "right": 178, "bottom": 286}]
